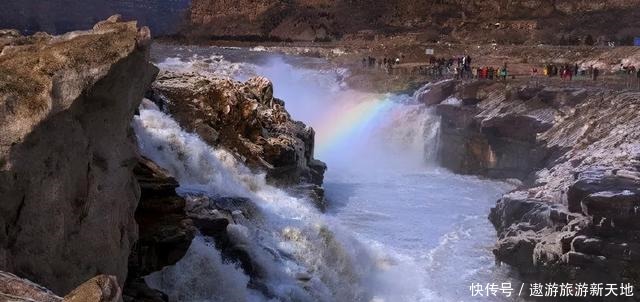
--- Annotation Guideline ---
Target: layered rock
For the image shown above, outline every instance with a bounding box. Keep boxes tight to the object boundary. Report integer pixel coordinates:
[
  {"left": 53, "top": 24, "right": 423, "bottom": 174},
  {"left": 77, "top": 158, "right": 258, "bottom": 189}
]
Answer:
[
  {"left": 185, "top": 0, "right": 640, "bottom": 44},
  {"left": 149, "top": 71, "right": 327, "bottom": 191},
  {"left": 129, "top": 157, "right": 195, "bottom": 280},
  {"left": 489, "top": 89, "right": 640, "bottom": 287},
  {"left": 435, "top": 81, "right": 563, "bottom": 179},
  {"left": 125, "top": 157, "right": 196, "bottom": 302},
  {"left": 0, "top": 271, "right": 122, "bottom": 302},
  {"left": 0, "top": 17, "right": 157, "bottom": 294},
  {"left": 433, "top": 80, "right": 640, "bottom": 290}
]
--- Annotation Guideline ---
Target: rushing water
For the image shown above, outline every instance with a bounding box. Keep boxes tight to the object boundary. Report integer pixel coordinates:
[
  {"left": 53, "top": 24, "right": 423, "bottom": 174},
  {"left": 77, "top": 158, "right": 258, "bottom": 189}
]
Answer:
[{"left": 138, "top": 45, "right": 517, "bottom": 301}]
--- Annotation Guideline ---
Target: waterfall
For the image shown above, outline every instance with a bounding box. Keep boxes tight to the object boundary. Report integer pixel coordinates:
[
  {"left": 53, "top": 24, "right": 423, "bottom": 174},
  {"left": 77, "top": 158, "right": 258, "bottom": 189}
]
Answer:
[
  {"left": 137, "top": 46, "right": 514, "bottom": 302},
  {"left": 133, "top": 103, "right": 379, "bottom": 302}
]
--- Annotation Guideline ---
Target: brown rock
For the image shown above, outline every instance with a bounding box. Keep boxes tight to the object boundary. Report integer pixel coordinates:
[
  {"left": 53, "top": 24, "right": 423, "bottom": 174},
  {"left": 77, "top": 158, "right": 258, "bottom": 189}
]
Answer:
[
  {"left": 0, "top": 17, "right": 157, "bottom": 294},
  {"left": 184, "top": 0, "right": 640, "bottom": 44},
  {"left": 479, "top": 85, "right": 640, "bottom": 287},
  {"left": 128, "top": 158, "right": 195, "bottom": 279},
  {"left": 416, "top": 80, "right": 455, "bottom": 106},
  {"left": 150, "top": 71, "right": 326, "bottom": 188},
  {"left": 0, "top": 271, "right": 61, "bottom": 302},
  {"left": 63, "top": 275, "right": 121, "bottom": 302}
]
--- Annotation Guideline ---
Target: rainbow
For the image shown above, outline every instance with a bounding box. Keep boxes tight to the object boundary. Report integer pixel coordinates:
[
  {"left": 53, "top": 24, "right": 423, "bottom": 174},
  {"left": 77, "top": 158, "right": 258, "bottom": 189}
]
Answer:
[{"left": 314, "top": 93, "right": 395, "bottom": 157}]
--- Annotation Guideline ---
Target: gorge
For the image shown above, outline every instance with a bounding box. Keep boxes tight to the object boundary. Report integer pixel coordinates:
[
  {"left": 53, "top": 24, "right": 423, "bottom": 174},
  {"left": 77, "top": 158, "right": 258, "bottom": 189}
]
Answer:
[{"left": 1, "top": 14, "right": 640, "bottom": 302}]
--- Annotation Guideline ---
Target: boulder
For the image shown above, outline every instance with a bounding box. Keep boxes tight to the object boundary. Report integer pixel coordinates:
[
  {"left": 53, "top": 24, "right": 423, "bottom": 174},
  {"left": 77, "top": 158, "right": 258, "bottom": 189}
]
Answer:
[
  {"left": 63, "top": 275, "right": 121, "bottom": 302},
  {"left": 416, "top": 80, "right": 455, "bottom": 106},
  {"left": 150, "top": 72, "right": 326, "bottom": 190}
]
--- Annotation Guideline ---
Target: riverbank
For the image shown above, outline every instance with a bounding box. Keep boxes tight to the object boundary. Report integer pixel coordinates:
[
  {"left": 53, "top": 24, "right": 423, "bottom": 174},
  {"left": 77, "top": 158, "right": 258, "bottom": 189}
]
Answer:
[
  {"left": 2, "top": 18, "right": 640, "bottom": 300},
  {"left": 428, "top": 78, "right": 640, "bottom": 299},
  {"left": 156, "top": 37, "right": 640, "bottom": 99}
]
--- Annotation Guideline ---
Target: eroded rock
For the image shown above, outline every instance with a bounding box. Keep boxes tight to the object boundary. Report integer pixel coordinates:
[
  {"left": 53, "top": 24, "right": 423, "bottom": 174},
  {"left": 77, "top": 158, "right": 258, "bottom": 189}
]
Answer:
[
  {"left": 128, "top": 157, "right": 196, "bottom": 280},
  {"left": 150, "top": 71, "right": 327, "bottom": 198},
  {"left": 0, "top": 17, "right": 157, "bottom": 294}
]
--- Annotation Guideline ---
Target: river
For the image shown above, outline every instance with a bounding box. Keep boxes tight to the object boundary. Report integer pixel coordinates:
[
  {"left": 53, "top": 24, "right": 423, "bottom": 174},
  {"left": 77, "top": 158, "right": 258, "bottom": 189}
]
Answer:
[{"left": 138, "top": 44, "right": 518, "bottom": 302}]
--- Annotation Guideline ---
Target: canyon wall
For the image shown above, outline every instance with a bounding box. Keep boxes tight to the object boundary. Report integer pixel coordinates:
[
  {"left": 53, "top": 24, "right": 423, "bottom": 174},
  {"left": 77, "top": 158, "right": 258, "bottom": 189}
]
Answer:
[
  {"left": 0, "top": 17, "right": 157, "bottom": 294},
  {"left": 433, "top": 80, "right": 640, "bottom": 291},
  {"left": 4, "top": 0, "right": 639, "bottom": 44},
  {"left": 185, "top": 0, "right": 640, "bottom": 43}
]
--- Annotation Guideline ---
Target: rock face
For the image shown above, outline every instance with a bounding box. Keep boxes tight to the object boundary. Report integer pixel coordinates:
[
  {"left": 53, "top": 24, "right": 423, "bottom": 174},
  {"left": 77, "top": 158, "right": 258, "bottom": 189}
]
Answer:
[
  {"left": 149, "top": 71, "right": 327, "bottom": 190},
  {"left": 0, "top": 18, "right": 157, "bottom": 294},
  {"left": 434, "top": 80, "right": 640, "bottom": 289},
  {"left": 185, "top": 0, "right": 640, "bottom": 43},
  {"left": 129, "top": 157, "right": 195, "bottom": 280},
  {"left": 435, "top": 81, "right": 560, "bottom": 179},
  {"left": 0, "top": 271, "right": 123, "bottom": 302},
  {"left": 124, "top": 157, "right": 195, "bottom": 302},
  {"left": 4, "top": 0, "right": 639, "bottom": 44}
]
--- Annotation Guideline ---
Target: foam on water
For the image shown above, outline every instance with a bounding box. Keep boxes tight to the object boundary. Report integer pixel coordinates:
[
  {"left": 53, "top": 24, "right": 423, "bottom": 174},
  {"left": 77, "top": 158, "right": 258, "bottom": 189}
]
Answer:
[
  {"left": 135, "top": 102, "right": 396, "bottom": 302},
  {"left": 142, "top": 45, "right": 517, "bottom": 301}
]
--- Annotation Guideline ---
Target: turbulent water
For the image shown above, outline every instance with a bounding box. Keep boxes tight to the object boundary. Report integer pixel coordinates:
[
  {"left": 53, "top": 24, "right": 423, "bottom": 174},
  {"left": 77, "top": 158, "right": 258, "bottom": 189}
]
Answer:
[{"left": 136, "top": 45, "right": 517, "bottom": 302}]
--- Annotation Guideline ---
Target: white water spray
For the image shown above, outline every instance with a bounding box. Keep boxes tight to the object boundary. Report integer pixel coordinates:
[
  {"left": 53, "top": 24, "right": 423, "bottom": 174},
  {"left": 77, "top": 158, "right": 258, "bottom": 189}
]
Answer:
[
  {"left": 143, "top": 45, "right": 516, "bottom": 302},
  {"left": 134, "top": 103, "right": 394, "bottom": 302}
]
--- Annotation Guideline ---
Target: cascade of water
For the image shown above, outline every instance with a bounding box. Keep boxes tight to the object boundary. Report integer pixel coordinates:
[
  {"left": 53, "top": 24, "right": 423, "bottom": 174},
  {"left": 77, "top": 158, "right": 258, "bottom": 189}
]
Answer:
[
  {"left": 134, "top": 105, "right": 381, "bottom": 302},
  {"left": 141, "top": 46, "right": 514, "bottom": 302}
]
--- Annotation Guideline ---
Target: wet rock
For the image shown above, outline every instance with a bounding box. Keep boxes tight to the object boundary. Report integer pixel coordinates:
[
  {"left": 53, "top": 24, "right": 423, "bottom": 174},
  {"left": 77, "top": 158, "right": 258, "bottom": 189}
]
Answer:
[
  {"left": 210, "top": 197, "right": 261, "bottom": 220},
  {"left": 493, "top": 232, "right": 538, "bottom": 271},
  {"left": 128, "top": 158, "right": 196, "bottom": 279},
  {"left": 192, "top": 217, "right": 230, "bottom": 237},
  {"left": 122, "top": 278, "right": 167, "bottom": 302},
  {"left": 479, "top": 85, "right": 640, "bottom": 288},
  {"left": 0, "top": 17, "right": 157, "bottom": 294},
  {"left": 134, "top": 157, "right": 180, "bottom": 196},
  {"left": 151, "top": 71, "right": 326, "bottom": 193}
]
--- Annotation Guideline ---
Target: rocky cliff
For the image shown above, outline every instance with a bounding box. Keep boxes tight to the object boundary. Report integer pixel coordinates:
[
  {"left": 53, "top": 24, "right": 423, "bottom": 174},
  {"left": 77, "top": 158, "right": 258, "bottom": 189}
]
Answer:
[
  {"left": 149, "top": 71, "right": 327, "bottom": 197},
  {"left": 4, "top": 0, "right": 639, "bottom": 44},
  {"left": 433, "top": 79, "right": 640, "bottom": 293},
  {"left": 185, "top": 0, "right": 640, "bottom": 44},
  {"left": 0, "top": 16, "right": 157, "bottom": 294}
]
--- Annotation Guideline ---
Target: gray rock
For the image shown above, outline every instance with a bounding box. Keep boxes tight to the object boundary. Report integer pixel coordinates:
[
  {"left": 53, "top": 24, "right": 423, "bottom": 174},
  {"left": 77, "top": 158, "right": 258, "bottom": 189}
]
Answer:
[{"left": 0, "top": 17, "right": 157, "bottom": 294}]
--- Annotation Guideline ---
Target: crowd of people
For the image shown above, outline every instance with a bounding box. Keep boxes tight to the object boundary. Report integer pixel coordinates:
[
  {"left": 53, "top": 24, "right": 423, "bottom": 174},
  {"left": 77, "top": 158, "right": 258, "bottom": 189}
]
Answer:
[
  {"left": 538, "top": 63, "right": 601, "bottom": 81},
  {"left": 361, "top": 55, "right": 403, "bottom": 71},
  {"left": 360, "top": 53, "right": 640, "bottom": 89},
  {"left": 471, "top": 65, "right": 509, "bottom": 80},
  {"left": 620, "top": 64, "right": 640, "bottom": 88},
  {"left": 539, "top": 63, "right": 640, "bottom": 87}
]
